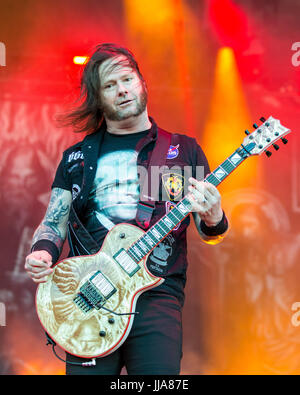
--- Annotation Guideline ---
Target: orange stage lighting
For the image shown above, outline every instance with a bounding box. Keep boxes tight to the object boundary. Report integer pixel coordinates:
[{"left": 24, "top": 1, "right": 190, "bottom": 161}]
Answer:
[
  {"left": 202, "top": 46, "right": 261, "bottom": 193},
  {"left": 124, "top": 0, "right": 200, "bottom": 136}
]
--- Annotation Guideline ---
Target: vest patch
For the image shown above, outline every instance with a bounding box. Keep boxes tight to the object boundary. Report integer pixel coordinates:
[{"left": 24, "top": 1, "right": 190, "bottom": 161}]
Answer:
[
  {"left": 167, "top": 144, "right": 179, "bottom": 159},
  {"left": 68, "top": 150, "right": 84, "bottom": 163}
]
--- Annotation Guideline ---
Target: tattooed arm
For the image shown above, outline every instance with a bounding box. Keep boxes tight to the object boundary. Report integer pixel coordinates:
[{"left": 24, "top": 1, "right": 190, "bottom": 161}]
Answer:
[
  {"left": 32, "top": 187, "right": 72, "bottom": 252},
  {"left": 25, "top": 188, "right": 72, "bottom": 283}
]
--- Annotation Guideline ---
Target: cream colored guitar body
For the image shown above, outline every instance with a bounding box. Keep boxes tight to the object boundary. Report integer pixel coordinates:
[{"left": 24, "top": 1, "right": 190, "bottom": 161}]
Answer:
[{"left": 36, "top": 223, "right": 164, "bottom": 359}]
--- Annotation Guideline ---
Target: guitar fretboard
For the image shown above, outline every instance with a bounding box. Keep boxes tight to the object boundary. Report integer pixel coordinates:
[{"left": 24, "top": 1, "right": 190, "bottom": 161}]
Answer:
[
  {"left": 127, "top": 145, "right": 249, "bottom": 263},
  {"left": 204, "top": 146, "right": 247, "bottom": 186}
]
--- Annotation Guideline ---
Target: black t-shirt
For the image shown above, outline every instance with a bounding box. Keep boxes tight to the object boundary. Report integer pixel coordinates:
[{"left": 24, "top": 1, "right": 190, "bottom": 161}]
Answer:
[{"left": 82, "top": 128, "right": 150, "bottom": 243}]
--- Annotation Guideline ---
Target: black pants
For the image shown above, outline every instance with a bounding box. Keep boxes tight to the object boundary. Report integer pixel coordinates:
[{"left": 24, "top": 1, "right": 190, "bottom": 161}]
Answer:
[{"left": 66, "top": 291, "right": 183, "bottom": 375}]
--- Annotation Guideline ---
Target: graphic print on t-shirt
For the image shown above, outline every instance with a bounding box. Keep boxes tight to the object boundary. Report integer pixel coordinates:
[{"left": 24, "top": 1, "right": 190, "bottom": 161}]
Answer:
[
  {"left": 147, "top": 233, "right": 175, "bottom": 276},
  {"left": 91, "top": 149, "right": 140, "bottom": 230}
]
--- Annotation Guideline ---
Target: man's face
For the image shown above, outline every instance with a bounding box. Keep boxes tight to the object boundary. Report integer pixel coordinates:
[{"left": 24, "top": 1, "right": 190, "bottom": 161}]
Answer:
[{"left": 98, "top": 55, "right": 147, "bottom": 121}]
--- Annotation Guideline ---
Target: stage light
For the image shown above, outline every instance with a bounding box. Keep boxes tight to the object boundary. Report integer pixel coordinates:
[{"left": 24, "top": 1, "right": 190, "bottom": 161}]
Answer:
[
  {"left": 124, "top": 0, "right": 199, "bottom": 136},
  {"left": 202, "top": 46, "right": 261, "bottom": 191},
  {"left": 73, "top": 56, "right": 89, "bottom": 65}
]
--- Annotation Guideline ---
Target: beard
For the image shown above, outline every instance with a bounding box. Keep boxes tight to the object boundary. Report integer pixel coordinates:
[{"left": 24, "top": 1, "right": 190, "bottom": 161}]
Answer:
[{"left": 100, "top": 86, "right": 148, "bottom": 122}]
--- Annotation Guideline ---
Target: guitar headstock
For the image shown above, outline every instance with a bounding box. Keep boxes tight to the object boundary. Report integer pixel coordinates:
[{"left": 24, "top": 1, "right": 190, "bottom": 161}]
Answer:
[{"left": 242, "top": 116, "right": 291, "bottom": 157}]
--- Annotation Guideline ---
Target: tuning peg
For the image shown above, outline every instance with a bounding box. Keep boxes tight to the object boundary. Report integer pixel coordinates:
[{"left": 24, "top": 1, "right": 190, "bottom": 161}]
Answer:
[
  {"left": 245, "top": 130, "right": 250, "bottom": 135},
  {"left": 281, "top": 137, "right": 288, "bottom": 144},
  {"left": 260, "top": 117, "right": 266, "bottom": 122},
  {"left": 265, "top": 150, "right": 272, "bottom": 157},
  {"left": 272, "top": 144, "right": 280, "bottom": 150},
  {"left": 253, "top": 123, "right": 258, "bottom": 129}
]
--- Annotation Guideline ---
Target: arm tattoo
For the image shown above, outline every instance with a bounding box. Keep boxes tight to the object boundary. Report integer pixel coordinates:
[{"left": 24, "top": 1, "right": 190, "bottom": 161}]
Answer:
[
  {"left": 32, "top": 188, "right": 72, "bottom": 250},
  {"left": 44, "top": 188, "right": 70, "bottom": 234},
  {"left": 32, "top": 223, "right": 65, "bottom": 250}
]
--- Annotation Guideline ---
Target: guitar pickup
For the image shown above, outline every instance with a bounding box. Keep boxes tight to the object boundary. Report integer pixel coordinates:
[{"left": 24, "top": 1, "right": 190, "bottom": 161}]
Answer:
[
  {"left": 74, "top": 271, "right": 116, "bottom": 312},
  {"left": 113, "top": 249, "right": 140, "bottom": 277}
]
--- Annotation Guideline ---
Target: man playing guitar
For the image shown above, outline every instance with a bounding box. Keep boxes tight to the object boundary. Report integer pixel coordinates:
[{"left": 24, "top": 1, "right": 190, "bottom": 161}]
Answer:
[{"left": 24, "top": 43, "right": 228, "bottom": 375}]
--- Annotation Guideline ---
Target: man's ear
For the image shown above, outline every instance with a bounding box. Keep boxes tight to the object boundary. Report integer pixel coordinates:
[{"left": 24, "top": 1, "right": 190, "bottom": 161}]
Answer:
[{"left": 143, "top": 79, "right": 148, "bottom": 94}]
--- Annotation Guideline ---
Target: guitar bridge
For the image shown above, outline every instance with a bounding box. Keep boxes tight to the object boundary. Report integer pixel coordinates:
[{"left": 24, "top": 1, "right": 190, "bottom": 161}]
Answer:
[{"left": 74, "top": 271, "right": 116, "bottom": 312}]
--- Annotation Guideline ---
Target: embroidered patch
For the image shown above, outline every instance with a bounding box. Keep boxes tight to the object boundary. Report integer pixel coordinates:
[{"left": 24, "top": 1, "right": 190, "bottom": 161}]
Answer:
[
  {"left": 167, "top": 144, "right": 180, "bottom": 159},
  {"left": 72, "top": 184, "right": 81, "bottom": 200},
  {"left": 162, "top": 173, "right": 184, "bottom": 201},
  {"left": 68, "top": 150, "right": 84, "bottom": 163}
]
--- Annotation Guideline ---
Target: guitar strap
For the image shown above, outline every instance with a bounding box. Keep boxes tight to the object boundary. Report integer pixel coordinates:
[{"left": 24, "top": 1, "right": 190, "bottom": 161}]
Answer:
[{"left": 135, "top": 128, "right": 172, "bottom": 229}]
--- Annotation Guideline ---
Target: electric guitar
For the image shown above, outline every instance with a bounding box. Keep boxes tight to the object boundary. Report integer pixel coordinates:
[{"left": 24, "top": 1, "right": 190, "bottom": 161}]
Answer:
[{"left": 36, "top": 116, "right": 291, "bottom": 358}]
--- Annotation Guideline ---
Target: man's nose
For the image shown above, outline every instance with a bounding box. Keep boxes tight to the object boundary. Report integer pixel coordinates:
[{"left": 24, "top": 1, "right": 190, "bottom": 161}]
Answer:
[{"left": 117, "top": 82, "right": 128, "bottom": 95}]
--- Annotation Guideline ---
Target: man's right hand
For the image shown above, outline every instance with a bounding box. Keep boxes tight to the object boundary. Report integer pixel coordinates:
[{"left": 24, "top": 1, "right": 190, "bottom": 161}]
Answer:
[{"left": 24, "top": 250, "right": 53, "bottom": 284}]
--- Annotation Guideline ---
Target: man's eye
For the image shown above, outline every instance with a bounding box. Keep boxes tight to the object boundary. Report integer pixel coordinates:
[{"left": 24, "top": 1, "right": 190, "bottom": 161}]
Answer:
[{"left": 104, "top": 83, "right": 115, "bottom": 89}]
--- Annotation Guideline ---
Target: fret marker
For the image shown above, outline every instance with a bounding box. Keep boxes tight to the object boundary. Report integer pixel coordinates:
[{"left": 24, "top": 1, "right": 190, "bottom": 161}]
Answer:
[
  {"left": 163, "top": 217, "right": 173, "bottom": 228},
  {"left": 151, "top": 228, "right": 161, "bottom": 240},
  {"left": 177, "top": 202, "right": 189, "bottom": 214},
  {"left": 214, "top": 168, "right": 227, "bottom": 180},
  {"left": 138, "top": 241, "right": 148, "bottom": 253},
  {"left": 144, "top": 235, "right": 155, "bottom": 247},
  {"left": 229, "top": 153, "right": 242, "bottom": 165}
]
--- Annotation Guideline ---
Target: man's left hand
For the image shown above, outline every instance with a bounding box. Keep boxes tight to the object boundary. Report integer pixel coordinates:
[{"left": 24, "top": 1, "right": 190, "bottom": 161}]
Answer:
[{"left": 187, "top": 177, "right": 223, "bottom": 227}]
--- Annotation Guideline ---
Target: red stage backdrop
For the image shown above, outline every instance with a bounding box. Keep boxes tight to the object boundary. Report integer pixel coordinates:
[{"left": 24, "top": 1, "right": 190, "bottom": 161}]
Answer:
[{"left": 0, "top": 0, "right": 299, "bottom": 374}]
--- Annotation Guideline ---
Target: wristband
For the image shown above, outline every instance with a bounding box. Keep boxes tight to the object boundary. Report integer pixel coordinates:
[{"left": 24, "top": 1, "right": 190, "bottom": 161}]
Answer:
[
  {"left": 31, "top": 240, "right": 60, "bottom": 264},
  {"left": 200, "top": 211, "right": 228, "bottom": 236}
]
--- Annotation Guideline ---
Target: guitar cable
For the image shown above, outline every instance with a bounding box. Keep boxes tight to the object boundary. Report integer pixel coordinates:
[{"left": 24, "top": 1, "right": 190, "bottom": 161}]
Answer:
[
  {"left": 101, "top": 305, "right": 140, "bottom": 316},
  {"left": 45, "top": 333, "right": 96, "bottom": 367},
  {"left": 44, "top": 308, "right": 139, "bottom": 366}
]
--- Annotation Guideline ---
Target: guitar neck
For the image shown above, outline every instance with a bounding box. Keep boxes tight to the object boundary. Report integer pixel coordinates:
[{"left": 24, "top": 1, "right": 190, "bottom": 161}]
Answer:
[
  {"left": 204, "top": 144, "right": 250, "bottom": 187},
  {"left": 127, "top": 144, "right": 250, "bottom": 263}
]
